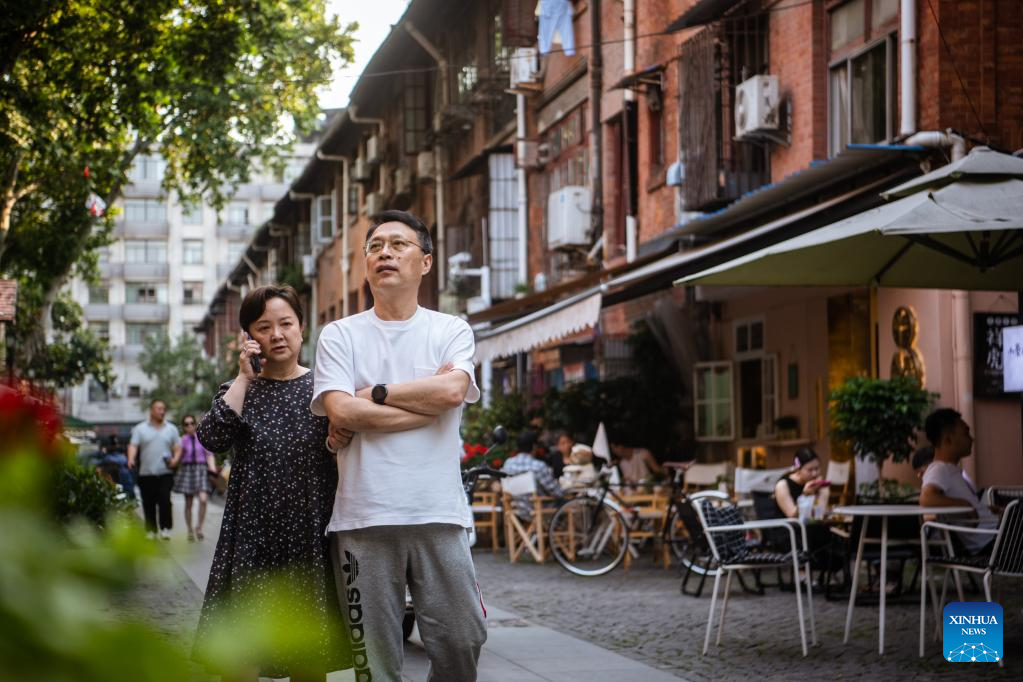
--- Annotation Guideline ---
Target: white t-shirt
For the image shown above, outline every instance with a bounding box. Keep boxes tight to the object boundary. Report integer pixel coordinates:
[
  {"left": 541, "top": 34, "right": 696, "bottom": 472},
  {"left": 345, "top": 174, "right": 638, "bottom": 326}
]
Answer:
[
  {"left": 311, "top": 306, "right": 481, "bottom": 532},
  {"left": 921, "top": 460, "right": 998, "bottom": 553}
]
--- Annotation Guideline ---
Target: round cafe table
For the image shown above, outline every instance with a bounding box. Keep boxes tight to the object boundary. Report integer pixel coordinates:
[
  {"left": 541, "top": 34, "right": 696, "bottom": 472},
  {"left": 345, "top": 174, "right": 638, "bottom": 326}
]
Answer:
[{"left": 832, "top": 504, "right": 973, "bottom": 655}]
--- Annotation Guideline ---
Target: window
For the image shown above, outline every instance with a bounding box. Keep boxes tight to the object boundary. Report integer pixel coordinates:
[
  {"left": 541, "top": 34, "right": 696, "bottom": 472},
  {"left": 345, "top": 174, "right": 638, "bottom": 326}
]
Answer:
[
  {"left": 127, "top": 385, "right": 143, "bottom": 398},
  {"left": 182, "top": 239, "right": 204, "bottom": 265},
  {"left": 125, "top": 282, "right": 167, "bottom": 304},
  {"left": 737, "top": 354, "right": 778, "bottom": 439},
  {"left": 126, "top": 323, "right": 164, "bottom": 346},
  {"left": 97, "top": 247, "right": 110, "bottom": 264},
  {"left": 546, "top": 108, "right": 588, "bottom": 193},
  {"left": 346, "top": 182, "right": 359, "bottom": 216},
  {"left": 88, "top": 378, "right": 109, "bottom": 403},
  {"left": 647, "top": 83, "right": 665, "bottom": 170},
  {"left": 278, "top": 157, "right": 307, "bottom": 183},
  {"left": 87, "top": 283, "right": 109, "bottom": 304},
  {"left": 123, "top": 199, "right": 166, "bottom": 223},
  {"left": 183, "top": 281, "right": 204, "bottom": 305},
  {"left": 314, "top": 194, "right": 334, "bottom": 241},
  {"left": 226, "top": 241, "right": 247, "bottom": 264},
  {"left": 182, "top": 201, "right": 204, "bottom": 225},
  {"left": 89, "top": 322, "right": 110, "bottom": 343},
  {"left": 734, "top": 318, "right": 765, "bottom": 356},
  {"left": 403, "top": 72, "right": 429, "bottom": 155},
  {"left": 227, "top": 202, "right": 250, "bottom": 225},
  {"left": 128, "top": 155, "right": 163, "bottom": 182},
  {"left": 828, "top": 0, "right": 898, "bottom": 155},
  {"left": 124, "top": 240, "right": 167, "bottom": 263},
  {"left": 694, "top": 362, "right": 734, "bottom": 441}
]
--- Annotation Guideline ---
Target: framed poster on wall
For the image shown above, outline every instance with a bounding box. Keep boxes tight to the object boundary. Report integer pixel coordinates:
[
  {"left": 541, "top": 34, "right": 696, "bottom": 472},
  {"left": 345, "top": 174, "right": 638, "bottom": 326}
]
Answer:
[{"left": 974, "top": 313, "right": 1021, "bottom": 397}]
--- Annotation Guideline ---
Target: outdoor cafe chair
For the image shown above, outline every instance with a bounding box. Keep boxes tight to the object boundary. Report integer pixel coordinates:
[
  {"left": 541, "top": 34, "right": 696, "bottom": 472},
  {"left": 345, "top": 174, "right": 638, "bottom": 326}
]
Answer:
[
  {"left": 982, "top": 485, "right": 1023, "bottom": 509},
  {"left": 919, "top": 499, "right": 1022, "bottom": 665},
  {"left": 691, "top": 490, "right": 817, "bottom": 656},
  {"left": 500, "top": 472, "right": 555, "bottom": 564},
  {"left": 684, "top": 462, "right": 730, "bottom": 493},
  {"left": 825, "top": 459, "right": 852, "bottom": 506},
  {"left": 472, "top": 490, "right": 502, "bottom": 553}
]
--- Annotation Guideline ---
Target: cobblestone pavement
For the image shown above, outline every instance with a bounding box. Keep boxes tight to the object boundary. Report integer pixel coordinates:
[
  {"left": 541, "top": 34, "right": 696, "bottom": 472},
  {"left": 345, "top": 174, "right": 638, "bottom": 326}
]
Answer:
[{"left": 472, "top": 550, "right": 1022, "bottom": 681}]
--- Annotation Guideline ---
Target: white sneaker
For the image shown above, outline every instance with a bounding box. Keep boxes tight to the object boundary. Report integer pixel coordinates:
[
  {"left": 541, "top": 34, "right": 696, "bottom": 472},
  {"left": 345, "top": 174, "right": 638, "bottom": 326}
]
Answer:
[
  {"left": 146, "top": 531, "right": 157, "bottom": 541},
  {"left": 159, "top": 528, "right": 172, "bottom": 541}
]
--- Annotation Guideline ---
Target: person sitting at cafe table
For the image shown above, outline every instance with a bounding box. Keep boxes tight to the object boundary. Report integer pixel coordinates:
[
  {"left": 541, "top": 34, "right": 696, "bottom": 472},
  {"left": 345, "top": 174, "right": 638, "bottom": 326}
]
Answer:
[
  {"left": 918, "top": 408, "right": 998, "bottom": 556},
  {"left": 502, "top": 430, "right": 563, "bottom": 519},
  {"left": 609, "top": 440, "right": 664, "bottom": 484},
  {"left": 559, "top": 443, "right": 599, "bottom": 489},
  {"left": 774, "top": 448, "right": 830, "bottom": 520}
]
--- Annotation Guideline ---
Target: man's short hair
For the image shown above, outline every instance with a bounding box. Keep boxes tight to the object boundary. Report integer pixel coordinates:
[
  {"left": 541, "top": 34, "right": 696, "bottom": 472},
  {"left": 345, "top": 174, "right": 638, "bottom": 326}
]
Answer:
[
  {"left": 516, "top": 430, "right": 539, "bottom": 453},
  {"left": 149, "top": 398, "right": 166, "bottom": 408},
  {"left": 911, "top": 445, "right": 935, "bottom": 471},
  {"left": 366, "top": 210, "right": 433, "bottom": 254},
  {"left": 924, "top": 408, "right": 961, "bottom": 447},
  {"left": 238, "top": 284, "right": 304, "bottom": 335}
]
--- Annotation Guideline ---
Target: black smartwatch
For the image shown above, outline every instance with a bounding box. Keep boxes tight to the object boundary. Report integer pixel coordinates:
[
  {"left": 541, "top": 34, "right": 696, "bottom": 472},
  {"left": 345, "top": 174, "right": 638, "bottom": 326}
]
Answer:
[{"left": 371, "top": 383, "right": 388, "bottom": 405}]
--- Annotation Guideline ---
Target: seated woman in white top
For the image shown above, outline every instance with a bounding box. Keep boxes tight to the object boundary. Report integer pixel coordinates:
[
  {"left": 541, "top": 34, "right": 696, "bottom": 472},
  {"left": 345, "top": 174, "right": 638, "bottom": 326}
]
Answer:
[
  {"left": 559, "top": 443, "right": 599, "bottom": 489},
  {"left": 609, "top": 441, "right": 664, "bottom": 484}
]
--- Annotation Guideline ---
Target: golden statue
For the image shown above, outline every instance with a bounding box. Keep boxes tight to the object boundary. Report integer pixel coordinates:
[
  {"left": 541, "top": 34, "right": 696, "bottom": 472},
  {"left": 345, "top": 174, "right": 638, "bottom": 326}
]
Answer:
[{"left": 891, "top": 305, "right": 925, "bottom": 384}]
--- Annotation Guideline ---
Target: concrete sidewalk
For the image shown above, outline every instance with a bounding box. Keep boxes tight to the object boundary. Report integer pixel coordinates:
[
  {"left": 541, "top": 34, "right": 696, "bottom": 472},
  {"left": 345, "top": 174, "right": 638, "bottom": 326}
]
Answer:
[{"left": 163, "top": 492, "right": 684, "bottom": 682}]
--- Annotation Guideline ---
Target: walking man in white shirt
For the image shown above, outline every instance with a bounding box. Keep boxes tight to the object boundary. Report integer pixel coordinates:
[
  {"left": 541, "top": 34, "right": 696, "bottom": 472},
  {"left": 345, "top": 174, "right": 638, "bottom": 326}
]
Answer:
[
  {"left": 312, "top": 210, "right": 485, "bottom": 682},
  {"left": 919, "top": 408, "right": 998, "bottom": 555}
]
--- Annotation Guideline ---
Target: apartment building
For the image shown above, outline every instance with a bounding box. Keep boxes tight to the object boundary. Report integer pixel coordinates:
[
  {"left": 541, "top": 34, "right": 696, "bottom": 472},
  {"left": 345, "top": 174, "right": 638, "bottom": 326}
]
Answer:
[
  {"left": 69, "top": 145, "right": 314, "bottom": 435},
  {"left": 200, "top": 0, "right": 1023, "bottom": 486}
]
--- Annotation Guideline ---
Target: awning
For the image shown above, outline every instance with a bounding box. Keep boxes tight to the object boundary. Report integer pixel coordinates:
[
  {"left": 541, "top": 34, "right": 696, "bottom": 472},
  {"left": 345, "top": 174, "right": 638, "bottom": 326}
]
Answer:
[
  {"left": 666, "top": 0, "right": 743, "bottom": 33},
  {"left": 474, "top": 291, "right": 602, "bottom": 363},
  {"left": 609, "top": 64, "right": 665, "bottom": 91}
]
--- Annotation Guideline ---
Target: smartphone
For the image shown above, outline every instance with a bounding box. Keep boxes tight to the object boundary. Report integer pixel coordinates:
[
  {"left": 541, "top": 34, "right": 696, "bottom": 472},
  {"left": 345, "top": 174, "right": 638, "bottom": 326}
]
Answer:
[{"left": 243, "top": 332, "right": 262, "bottom": 375}]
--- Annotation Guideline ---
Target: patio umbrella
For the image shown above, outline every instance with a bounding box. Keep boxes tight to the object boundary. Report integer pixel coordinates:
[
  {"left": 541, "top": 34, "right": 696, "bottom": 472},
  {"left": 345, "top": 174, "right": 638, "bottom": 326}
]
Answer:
[{"left": 674, "top": 147, "right": 1023, "bottom": 291}]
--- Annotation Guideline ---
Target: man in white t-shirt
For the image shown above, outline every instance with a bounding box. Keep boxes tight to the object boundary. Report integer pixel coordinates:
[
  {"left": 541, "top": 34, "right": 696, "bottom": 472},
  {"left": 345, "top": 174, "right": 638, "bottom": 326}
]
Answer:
[
  {"left": 919, "top": 408, "right": 998, "bottom": 555},
  {"left": 311, "top": 210, "right": 484, "bottom": 682}
]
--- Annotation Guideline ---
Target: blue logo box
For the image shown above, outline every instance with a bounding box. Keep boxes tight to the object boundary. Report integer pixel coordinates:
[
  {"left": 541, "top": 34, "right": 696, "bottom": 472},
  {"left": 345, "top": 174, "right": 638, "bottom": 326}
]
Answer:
[{"left": 943, "top": 602, "right": 1003, "bottom": 663}]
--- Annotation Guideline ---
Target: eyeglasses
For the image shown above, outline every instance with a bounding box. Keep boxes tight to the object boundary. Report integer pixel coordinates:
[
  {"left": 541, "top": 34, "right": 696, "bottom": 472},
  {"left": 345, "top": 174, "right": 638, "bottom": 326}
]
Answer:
[
  {"left": 364, "top": 238, "right": 426, "bottom": 256},
  {"left": 183, "top": 421, "right": 195, "bottom": 426}
]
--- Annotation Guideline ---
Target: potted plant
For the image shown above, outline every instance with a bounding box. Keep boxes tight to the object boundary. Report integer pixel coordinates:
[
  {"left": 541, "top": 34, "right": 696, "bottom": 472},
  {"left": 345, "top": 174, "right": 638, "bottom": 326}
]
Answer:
[{"left": 829, "top": 376, "right": 934, "bottom": 501}]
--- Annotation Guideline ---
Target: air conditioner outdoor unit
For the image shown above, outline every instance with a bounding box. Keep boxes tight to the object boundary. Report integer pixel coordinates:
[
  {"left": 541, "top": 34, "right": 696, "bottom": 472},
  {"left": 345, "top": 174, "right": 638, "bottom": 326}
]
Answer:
[
  {"left": 365, "top": 191, "right": 384, "bottom": 216},
  {"left": 417, "top": 150, "right": 435, "bottom": 181},
  {"left": 546, "top": 186, "right": 591, "bottom": 249},
  {"left": 734, "top": 74, "right": 780, "bottom": 140},
  {"left": 366, "top": 135, "right": 384, "bottom": 164},
  {"left": 352, "top": 157, "right": 372, "bottom": 182},
  {"left": 395, "top": 168, "right": 413, "bottom": 195},
  {"left": 301, "top": 254, "right": 316, "bottom": 278},
  {"left": 509, "top": 47, "right": 541, "bottom": 88},
  {"left": 517, "top": 141, "right": 550, "bottom": 169}
]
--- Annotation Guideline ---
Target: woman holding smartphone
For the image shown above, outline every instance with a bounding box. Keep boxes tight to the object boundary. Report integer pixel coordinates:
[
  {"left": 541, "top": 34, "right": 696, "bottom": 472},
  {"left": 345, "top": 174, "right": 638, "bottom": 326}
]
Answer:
[{"left": 194, "top": 284, "right": 351, "bottom": 682}]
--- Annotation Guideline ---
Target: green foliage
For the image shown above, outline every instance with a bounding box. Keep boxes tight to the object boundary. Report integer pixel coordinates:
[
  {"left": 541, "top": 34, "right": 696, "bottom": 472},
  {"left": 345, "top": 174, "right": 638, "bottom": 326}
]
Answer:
[
  {"left": 53, "top": 456, "right": 136, "bottom": 526},
  {"left": 857, "top": 478, "right": 919, "bottom": 502},
  {"left": 461, "top": 391, "right": 528, "bottom": 446},
  {"left": 829, "top": 376, "right": 935, "bottom": 466},
  {"left": 138, "top": 332, "right": 220, "bottom": 421}
]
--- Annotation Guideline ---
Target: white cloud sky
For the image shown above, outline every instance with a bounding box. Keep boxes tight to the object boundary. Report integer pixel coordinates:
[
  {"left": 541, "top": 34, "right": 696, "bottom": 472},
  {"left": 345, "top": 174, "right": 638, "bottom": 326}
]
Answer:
[{"left": 319, "top": 0, "right": 412, "bottom": 110}]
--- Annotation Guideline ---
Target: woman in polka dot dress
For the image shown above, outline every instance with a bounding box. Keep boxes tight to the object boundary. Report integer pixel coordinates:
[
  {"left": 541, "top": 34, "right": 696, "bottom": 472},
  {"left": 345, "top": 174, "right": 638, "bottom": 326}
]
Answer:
[{"left": 194, "top": 285, "right": 352, "bottom": 682}]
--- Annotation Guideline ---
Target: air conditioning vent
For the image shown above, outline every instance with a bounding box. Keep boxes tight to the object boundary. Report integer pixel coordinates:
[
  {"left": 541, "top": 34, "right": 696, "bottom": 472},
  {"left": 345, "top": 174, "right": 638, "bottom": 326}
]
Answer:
[
  {"left": 366, "top": 135, "right": 384, "bottom": 164},
  {"left": 546, "top": 186, "right": 591, "bottom": 249},
  {"left": 395, "top": 168, "right": 413, "bottom": 195},
  {"left": 734, "top": 74, "right": 780, "bottom": 140},
  {"left": 301, "top": 254, "right": 316, "bottom": 278},
  {"left": 417, "top": 150, "right": 435, "bottom": 182},
  {"left": 352, "top": 158, "right": 372, "bottom": 182},
  {"left": 517, "top": 141, "right": 550, "bottom": 169},
  {"left": 509, "top": 47, "right": 541, "bottom": 89},
  {"left": 365, "top": 191, "right": 384, "bottom": 216}
]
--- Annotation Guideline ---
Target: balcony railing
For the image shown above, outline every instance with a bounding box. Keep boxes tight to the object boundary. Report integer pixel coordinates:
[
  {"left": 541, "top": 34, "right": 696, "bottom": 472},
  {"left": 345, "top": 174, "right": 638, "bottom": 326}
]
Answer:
[
  {"left": 98, "top": 262, "right": 123, "bottom": 278},
  {"left": 123, "top": 303, "right": 170, "bottom": 322},
  {"left": 83, "top": 304, "right": 122, "bottom": 320},
  {"left": 115, "top": 221, "right": 170, "bottom": 238},
  {"left": 217, "top": 262, "right": 235, "bottom": 279},
  {"left": 123, "top": 262, "right": 169, "bottom": 279},
  {"left": 216, "top": 223, "right": 253, "bottom": 239}
]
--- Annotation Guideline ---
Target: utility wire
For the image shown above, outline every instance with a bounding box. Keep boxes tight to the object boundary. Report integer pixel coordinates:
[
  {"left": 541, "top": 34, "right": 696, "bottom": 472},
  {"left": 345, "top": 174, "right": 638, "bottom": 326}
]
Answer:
[{"left": 924, "top": 0, "right": 987, "bottom": 139}]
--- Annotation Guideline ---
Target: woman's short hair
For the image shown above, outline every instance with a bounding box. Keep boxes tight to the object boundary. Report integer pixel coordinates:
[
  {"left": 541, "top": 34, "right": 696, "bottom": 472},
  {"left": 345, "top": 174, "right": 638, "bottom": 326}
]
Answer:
[
  {"left": 793, "top": 447, "right": 819, "bottom": 469},
  {"left": 239, "top": 284, "right": 304, "bottom": 334},
  {"left": 366, "top": 210, "right": 433, "bottom": 254}
]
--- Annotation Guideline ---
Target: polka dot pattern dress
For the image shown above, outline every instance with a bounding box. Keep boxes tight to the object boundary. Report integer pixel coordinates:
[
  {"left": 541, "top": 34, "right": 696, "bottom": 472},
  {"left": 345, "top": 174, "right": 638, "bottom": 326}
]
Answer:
[{"left": 193, "top": 372, "right": 351, "bottom": 677}]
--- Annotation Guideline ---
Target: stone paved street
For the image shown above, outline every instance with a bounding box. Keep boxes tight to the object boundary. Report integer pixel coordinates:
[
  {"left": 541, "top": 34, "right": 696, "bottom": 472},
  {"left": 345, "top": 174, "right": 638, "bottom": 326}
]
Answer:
[{"left": 472, "top": 549, "right": 1022, "bottom": 681}]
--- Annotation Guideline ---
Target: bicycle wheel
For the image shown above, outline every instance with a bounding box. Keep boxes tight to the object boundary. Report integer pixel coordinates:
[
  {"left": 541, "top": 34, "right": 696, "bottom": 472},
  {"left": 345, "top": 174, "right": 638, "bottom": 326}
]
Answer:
[
  {"left": 549, "top": 497, "right": 629, "bottom": 576},
  {"left": 667, "top": 508, "right": 716, "bottom": 576}
]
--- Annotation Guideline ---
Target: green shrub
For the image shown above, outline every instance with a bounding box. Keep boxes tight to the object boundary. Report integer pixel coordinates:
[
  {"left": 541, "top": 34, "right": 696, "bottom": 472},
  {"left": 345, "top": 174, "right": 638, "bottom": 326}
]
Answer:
[{"left": 53, "top": 457, "right": 136, "bottom": 526}]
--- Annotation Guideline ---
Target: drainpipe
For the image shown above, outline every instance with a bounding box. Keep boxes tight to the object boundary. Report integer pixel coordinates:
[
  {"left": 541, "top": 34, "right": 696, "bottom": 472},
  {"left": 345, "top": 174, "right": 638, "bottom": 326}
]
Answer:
[
  {"left": 904, "top": 130, "right": 967, "bottom": 162},
  {"left": 516, "top": 94, "right": 529, "bottom": 289},
  {"left": 404, "top": 21, "right": 449, "bottom": 292},
  {"left": 623, "top": 0, "right": 637, "bottom": 262},
  {"left": 347, "top": 106, "right": 385, "bottom": 138},
  {"left": 589, "top": 0, "right": 604, "bottom": 248},
  {"left": 316, "top": 150, "right": 351, "bottom": 319},
  {"left": 899, "top": 0, "right": 916, "bottom": 138}
]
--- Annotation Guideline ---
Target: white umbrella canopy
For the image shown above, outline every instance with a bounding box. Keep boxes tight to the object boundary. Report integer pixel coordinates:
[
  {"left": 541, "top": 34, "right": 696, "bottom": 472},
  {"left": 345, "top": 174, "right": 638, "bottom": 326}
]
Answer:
[{"left": 675, "top": 147, "right": 1023, "bottom": 291}]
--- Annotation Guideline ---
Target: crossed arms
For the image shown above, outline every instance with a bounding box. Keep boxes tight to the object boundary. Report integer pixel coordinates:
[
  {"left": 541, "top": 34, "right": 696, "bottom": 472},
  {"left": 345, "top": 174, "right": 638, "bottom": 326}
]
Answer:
[{"left": 323, "top": 363, "right": 471, "bottom": 444}]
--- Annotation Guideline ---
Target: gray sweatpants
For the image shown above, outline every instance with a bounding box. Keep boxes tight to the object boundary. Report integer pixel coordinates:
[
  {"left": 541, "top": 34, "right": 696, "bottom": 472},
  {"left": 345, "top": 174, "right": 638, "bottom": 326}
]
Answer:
[{"left": 330, "top": 524, "right": 487, "bottom": 682}]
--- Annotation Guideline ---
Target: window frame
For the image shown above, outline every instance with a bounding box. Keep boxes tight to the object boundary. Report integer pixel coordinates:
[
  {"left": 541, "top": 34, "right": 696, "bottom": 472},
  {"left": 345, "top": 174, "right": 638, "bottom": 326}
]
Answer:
[
  {"left": 694, "top": 361, "right": 736, "bottom": 442},
  {"left": 125, "top": 282, "right": 167, "bottom": 305},
  {"left": 124, "top": 239, "right": 167, "bottom": 264},
  {"left": 125, "top": 322, "right": 164, "bottom": 346},
  {"left": 123, "top": 198, "right": 166, "bottom": 223},
  {"left": 182, "top": 281, "right": 204, "bottom": 305},
  {"left": 87, "top": 378, "right": 110, "bottom": 403},
  {"left": 87, "top": 283, "right": 109, "bottom": 304},
  {"left": 181, "top": 201, "right": 204, "bottom": 225},
  {"left": 733, "top": 316, "right": 766, "bottom": 359},
  {"left": 182, "top": 239, "right": 204, "bottom": 265},
  {"left": 313, "top": 194, "right": 334, "bottom": 242},
  {"left": 227, "top": 202, "right": 250, "bottom": 226}
]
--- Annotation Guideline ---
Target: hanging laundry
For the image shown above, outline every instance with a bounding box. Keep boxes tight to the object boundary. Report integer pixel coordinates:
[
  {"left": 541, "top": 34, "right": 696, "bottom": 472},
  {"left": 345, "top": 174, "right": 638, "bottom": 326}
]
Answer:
[
  {"left": 85, "top": 192, "right": 106, "bottom": 217},
  {"left": 538, "top": 0, "right": 575, "bottom": 56}
]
